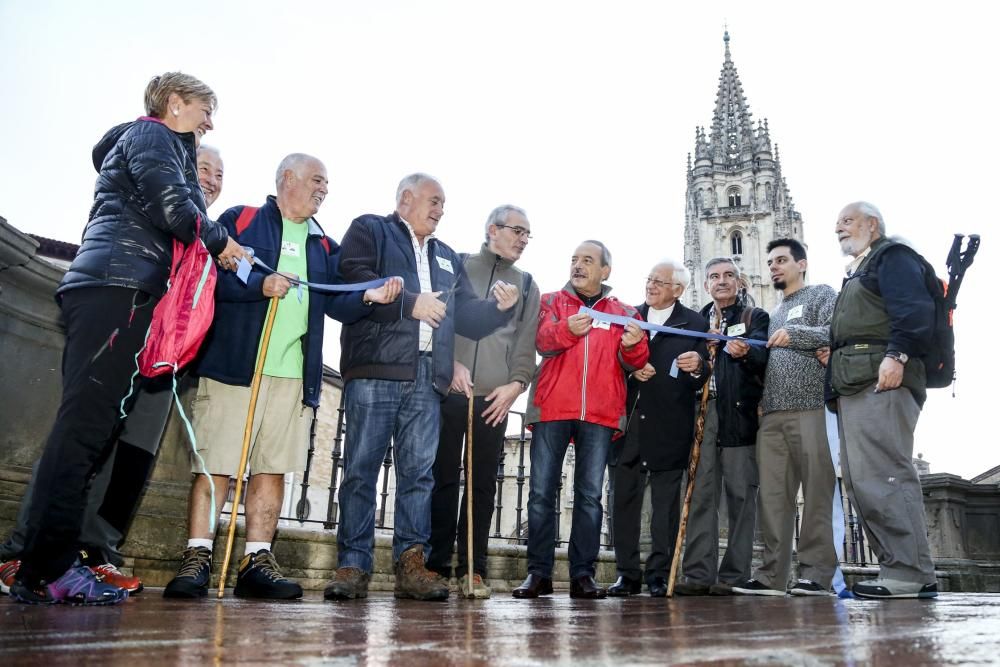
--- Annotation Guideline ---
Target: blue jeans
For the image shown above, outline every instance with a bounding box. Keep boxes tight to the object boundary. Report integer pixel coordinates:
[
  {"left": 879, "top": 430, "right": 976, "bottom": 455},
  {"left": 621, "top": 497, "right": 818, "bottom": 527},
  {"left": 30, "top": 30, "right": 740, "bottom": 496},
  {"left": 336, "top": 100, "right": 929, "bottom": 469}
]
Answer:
[
  {"left": 337, "top": 356, "right": 440, "bottom": 572},
  {"left": 527, "top": 420, "right": 613, "bottom": 579}
]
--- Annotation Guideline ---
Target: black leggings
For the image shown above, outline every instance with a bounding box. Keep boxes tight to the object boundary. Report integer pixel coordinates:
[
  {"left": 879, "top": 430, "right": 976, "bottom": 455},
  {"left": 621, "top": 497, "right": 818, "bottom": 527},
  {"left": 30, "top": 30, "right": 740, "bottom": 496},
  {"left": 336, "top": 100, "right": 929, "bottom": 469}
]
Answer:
[{"left": 19, "top": 286, "right": 157, "bottom": 584}]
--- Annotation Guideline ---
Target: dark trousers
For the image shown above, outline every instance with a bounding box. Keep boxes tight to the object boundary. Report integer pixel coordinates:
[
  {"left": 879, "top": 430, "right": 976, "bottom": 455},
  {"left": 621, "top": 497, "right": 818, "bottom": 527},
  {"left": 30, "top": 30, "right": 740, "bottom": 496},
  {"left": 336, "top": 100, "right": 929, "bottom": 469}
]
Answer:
[
  {"left": 19, "top": 286, "right": 157, "bottom": 584},
  {"left": 427, "top": 394, "right": 507, "bottom": 579},
  {"left": 612, "top": 462, "right": 684, "bottom": 584}
]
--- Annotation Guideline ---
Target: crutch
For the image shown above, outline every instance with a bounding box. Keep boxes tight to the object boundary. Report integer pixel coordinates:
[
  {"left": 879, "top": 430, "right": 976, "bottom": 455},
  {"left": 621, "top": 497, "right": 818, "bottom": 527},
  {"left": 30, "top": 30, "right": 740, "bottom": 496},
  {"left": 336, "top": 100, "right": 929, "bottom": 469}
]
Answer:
[
  {"left": 217, "top": 295, "right": 280, "bottom": 599},
  {"left": 668, "top": 312, "right": 720, "bottom": 597},
  {"left": 465, "top": 395, "right": 475, "bottom": 598}
]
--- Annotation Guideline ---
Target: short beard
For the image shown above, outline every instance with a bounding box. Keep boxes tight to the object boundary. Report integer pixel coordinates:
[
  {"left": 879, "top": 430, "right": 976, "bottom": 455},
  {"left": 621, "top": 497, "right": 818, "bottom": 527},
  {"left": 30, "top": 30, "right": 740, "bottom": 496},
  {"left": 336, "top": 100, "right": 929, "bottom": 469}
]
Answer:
[{"left": 772, "top": 280, "right": 786, "bottom": 291}]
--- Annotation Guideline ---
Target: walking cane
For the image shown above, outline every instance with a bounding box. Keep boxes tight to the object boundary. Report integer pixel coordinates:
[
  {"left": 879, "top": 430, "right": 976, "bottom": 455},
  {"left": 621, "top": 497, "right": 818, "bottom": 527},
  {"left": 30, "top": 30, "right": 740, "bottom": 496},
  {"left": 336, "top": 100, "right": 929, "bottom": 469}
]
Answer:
[
  {"left": 217, "top": 295, "right": 280, "bottom": 599},
  {"left": 667, "top": 312, "right": 720, "bottom": 597},
  {"left": 465, "top": 395, "right": 475, "bottom": 598}
]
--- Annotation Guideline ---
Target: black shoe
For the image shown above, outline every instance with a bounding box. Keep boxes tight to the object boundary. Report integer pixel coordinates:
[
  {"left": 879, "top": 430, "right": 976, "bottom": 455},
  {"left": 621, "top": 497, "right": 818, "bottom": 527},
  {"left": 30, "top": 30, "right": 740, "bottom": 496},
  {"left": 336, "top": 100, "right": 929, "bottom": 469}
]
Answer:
[
  {"left": 233, "top": 549, "right": 303, "bottom": 600},
  {"left": 732, "top": 578, "right": 785, "bottom": 597},
  {"left": 673, "top": 581, "right": 711, "bottom": 596},
  {"left": 512, "top": 573, "right": 553, "bottom": 599},
  {"left": 163, "top": 546, "right": 212, "bottom": 598},
  {"left": 569, "top": 575, "right": 607, "bottom": 599},
  {"left": 788, "top": 579, "right": 832, "bottom": 597},
  {"left": 608, "top": 575, "right": 642, "bottom": 597},
  {"left": 647, "top": 577, "right": 668, "bottom": 597}
]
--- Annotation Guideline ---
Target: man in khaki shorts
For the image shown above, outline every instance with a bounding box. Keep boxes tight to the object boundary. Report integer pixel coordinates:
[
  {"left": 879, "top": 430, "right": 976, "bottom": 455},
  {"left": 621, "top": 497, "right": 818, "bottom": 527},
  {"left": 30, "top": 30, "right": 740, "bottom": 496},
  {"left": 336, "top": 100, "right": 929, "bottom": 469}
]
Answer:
[{"left": 163, "top": 154, "right": 401, "bottom": 600}]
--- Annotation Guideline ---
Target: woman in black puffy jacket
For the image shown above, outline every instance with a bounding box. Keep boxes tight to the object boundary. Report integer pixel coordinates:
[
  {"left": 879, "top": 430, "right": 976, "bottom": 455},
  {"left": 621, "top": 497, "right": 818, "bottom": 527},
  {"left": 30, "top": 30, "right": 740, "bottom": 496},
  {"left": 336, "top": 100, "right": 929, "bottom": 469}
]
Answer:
[{"left": 10, "top": 72, "right": 245, "bottom": 606}]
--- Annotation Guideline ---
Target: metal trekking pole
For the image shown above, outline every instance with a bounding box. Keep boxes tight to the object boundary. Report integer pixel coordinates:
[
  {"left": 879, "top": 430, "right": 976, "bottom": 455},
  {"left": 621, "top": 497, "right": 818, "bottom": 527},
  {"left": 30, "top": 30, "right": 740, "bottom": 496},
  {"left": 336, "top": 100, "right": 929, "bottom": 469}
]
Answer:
[
  {"left": 668, "top": 312, "right": 720, "bottom": 597},
  {"left": 217, "top": 295, "right": 280, "bottom": 599},
  {"left": 465, "top": 395, "right": 475, "bottom": 598}
]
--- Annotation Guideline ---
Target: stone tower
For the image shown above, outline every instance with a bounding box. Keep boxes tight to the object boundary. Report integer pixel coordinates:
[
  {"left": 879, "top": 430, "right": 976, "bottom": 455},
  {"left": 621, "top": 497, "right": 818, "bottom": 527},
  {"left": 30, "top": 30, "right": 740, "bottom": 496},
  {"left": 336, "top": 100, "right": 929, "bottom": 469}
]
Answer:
[{"left": 683, "top": 31, "right": 805, "bottom": 312}]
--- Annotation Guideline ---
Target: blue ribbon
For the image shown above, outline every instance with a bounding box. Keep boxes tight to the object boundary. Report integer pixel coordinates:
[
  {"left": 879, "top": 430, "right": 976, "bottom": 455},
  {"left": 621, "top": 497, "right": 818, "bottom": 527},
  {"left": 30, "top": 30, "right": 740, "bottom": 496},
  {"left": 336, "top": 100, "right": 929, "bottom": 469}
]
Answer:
[
  {"left": 579, "top": 306, "right": 768, "bottom": 347},
  {"left": 248, "top": 257, "right": 396, "bottom": 293}
]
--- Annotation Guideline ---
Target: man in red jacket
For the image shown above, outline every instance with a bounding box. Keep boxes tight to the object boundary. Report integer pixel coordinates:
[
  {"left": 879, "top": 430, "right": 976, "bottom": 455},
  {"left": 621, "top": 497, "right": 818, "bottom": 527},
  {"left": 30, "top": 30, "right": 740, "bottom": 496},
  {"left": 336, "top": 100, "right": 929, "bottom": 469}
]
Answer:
[{"left": 512, "top": 240, "right": 649, "bottom": 599}]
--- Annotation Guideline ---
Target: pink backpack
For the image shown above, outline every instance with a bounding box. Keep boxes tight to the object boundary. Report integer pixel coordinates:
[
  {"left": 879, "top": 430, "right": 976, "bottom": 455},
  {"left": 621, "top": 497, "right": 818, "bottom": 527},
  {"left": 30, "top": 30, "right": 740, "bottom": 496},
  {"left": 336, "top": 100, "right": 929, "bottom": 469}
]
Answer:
[{"left": 137, "top": 215, "right": 217, "bottom": 377}]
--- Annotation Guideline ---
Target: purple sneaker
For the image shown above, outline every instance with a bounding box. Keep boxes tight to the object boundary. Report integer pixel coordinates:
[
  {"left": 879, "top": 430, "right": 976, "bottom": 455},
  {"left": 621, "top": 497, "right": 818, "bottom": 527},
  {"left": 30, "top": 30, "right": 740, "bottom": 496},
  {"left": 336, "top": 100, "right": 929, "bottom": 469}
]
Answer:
[{"left": 11, "top": 561, "right": 129, "bottom": 606}]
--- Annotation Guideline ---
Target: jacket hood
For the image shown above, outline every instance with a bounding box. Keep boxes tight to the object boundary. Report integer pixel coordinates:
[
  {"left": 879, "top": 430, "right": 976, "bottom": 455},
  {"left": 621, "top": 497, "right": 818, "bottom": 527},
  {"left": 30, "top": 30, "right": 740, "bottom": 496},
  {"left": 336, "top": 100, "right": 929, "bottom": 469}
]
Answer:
[{"left": 92, "top": 121, "right": 135, "bottom": 172}]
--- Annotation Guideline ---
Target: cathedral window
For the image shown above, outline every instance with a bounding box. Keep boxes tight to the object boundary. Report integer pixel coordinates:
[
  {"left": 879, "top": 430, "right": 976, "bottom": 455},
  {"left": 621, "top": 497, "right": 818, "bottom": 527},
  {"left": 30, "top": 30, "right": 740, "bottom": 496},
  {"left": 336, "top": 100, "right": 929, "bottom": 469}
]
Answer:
[
  {"left": 730, "top": 231, "right": 743, "bottom": 256},
  {"left": 727, "top": 187, "right": 742, "bottom": 207}
]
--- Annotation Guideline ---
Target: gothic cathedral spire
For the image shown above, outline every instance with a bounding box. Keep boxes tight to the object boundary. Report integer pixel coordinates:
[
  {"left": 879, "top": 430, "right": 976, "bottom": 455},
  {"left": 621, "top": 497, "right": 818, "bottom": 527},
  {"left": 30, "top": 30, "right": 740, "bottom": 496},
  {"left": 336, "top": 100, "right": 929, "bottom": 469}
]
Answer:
[{"left": 683, "top": 31, "right": 805, "bottom": 312}]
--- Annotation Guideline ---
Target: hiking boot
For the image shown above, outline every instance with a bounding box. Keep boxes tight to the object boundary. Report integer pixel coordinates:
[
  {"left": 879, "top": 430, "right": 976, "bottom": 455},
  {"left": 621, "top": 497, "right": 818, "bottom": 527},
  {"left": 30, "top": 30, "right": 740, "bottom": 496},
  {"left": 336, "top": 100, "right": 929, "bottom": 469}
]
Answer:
[
  {"left": 394, "top": 546, "right": 449, "bottom": 601},
  {"left": 324, "top": 567, "right": 371, "bottom": 600},
  {"left": 163, "top": 546, "right": 212, "bottom": 598},
  {"left": 789, "top": 579, "right": 832, "bottom": 597},
  {"left": 10, "top": 560, "right": 128, "bottom": 606},
  {"left": 0, "top": 559, "right": 20, "bottom": 595},
  {"left": 233, "top": 549, "right": 303, "bottom": 599},
  {"left": 853, "top": 577, "right": 938, "bottom": 600},
  {"left": 91, "top": 563, "right": 143, "bottom": 594},
  {"left": 459, "top": 573, "right": 492, "bottom": 599},
  {"left": 733, "top": 579, "right": 785, "bottom": 596}
]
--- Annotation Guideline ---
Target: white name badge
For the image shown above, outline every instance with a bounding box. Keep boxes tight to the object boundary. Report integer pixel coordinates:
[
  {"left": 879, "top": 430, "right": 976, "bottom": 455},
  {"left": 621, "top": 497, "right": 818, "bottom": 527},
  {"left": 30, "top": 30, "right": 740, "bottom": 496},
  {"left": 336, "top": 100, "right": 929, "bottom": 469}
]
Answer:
[
  {"left": 726, "top": 322, "right": 746, "bottom": 337},
  {"left": 592, "top": 319, "right": 611, "bottom": 330},
  {"left": 436, "top": 256, "right": 454, "bottom": 273},
  {"left": 786, "top": 304, "right": 804, "bottom": 321},
  {"left": 281, "top": 241, "right": 300, "bottom": 257}
]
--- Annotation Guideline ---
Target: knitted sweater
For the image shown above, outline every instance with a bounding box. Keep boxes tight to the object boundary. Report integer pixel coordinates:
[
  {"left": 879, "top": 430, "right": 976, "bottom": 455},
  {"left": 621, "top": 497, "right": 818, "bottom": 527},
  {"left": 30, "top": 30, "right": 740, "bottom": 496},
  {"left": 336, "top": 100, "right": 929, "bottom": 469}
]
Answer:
[{"left": 761, "top": 284, "right": 838, "bottom": 414}]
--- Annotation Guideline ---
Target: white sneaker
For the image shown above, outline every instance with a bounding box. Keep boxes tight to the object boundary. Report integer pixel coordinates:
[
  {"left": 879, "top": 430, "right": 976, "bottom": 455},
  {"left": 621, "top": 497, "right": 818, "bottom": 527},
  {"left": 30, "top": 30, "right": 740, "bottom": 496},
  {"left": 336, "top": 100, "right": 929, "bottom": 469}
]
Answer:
[{"left": 853, "top": 577, "right": 938, "bottom": 599}]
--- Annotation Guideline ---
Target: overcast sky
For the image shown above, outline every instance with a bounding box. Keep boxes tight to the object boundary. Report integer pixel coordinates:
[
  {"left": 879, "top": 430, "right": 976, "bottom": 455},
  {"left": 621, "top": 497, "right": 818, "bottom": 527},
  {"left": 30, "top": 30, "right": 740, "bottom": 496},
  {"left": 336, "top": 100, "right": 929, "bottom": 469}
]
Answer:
[{"left": 1, "top": 1, "right": 996, "bottom": 479}]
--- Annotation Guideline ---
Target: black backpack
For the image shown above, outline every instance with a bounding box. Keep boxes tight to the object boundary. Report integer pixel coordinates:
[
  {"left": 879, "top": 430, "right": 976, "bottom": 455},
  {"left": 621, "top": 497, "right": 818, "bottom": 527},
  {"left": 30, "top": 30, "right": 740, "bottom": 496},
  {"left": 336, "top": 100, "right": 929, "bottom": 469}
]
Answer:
[{"left": 864, "top": 235, "right": 979, "bottom": 389}]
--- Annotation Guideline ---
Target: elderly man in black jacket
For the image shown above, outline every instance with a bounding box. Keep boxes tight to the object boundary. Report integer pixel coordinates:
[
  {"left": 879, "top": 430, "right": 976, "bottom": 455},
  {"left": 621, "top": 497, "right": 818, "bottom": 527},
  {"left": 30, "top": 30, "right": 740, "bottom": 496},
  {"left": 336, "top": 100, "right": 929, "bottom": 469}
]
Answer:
[
  {"left": 675, "top": 257, "right": 769, "bottom": 596},
  {"left": 608, "top": 260, "right": 709, "bottom": 597}
]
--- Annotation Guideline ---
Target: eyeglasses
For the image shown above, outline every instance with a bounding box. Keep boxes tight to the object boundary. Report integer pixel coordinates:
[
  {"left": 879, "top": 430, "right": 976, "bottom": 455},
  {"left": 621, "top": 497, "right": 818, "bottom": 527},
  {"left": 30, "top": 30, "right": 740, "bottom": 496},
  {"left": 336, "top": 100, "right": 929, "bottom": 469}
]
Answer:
[
  {"left": 645, "top": 277, "right": 671, "bottom": 288},
  {"left": 495, "top": 224, "right": 532, "bottom": 239}
]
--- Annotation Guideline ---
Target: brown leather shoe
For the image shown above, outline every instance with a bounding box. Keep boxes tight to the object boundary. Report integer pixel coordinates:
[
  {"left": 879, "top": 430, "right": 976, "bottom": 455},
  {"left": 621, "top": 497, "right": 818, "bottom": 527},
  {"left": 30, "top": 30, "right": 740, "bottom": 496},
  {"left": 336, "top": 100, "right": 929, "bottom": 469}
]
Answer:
[
  {"left": 511, "top": 573, "right": 554, "bottom": 599},
  {"left": 394, "top": 546, "right": 449, "bottom": 601},
  {"left": 674, "top": 581, "right": 711, "bottom": 596},
  {"left": 570, "top": 575, "right": 607, "bottom": 599},
  {"left": 324, "top": 567, "right": 370, "bottom": 600}
]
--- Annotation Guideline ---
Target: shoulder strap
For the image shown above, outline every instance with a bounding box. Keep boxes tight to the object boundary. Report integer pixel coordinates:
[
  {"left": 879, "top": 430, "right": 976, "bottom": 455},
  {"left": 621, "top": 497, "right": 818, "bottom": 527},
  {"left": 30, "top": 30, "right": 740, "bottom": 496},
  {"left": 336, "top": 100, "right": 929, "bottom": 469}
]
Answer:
[{"left": 234, "top": 206, "right": 259, "bottom": 236}]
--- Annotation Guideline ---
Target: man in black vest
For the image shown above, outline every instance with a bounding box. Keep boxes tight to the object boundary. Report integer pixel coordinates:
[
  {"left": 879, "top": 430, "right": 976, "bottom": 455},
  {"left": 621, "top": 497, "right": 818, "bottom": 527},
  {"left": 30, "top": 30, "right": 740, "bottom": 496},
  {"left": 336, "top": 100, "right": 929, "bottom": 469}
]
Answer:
[
  {"left": 828, "top": 201, "right": 937, "bottom": 599},
  {"left": 608, "top": 260, "right": 708, "bottom": 597}
]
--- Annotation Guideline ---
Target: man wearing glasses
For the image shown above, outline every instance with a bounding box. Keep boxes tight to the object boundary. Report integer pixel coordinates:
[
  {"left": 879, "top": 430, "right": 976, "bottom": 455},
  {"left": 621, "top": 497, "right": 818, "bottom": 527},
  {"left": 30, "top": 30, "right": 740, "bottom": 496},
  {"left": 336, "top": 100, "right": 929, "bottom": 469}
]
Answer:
[
  {"left": 608, "top": 260, "right": 709, "bottom": 597},
  {"left": 427, "top": 205, "right": 540, "bottom": 598}
]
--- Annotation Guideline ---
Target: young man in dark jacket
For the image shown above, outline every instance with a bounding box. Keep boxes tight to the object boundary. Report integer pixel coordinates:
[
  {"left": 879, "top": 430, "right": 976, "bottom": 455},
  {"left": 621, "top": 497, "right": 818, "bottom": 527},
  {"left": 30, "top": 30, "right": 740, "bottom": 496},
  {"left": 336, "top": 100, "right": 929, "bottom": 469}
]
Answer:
[
  {"left": 163, "top": 154, "right": 400, "bottom": 600},
  {"left": 325, "top": 173, "right": 518, "bottom": 602},
  {"left": 608, "top": 260, "right": 708, "bottom": 598},
  {"left": 675, "top": 257, "right": 769, "bottom": 596}
]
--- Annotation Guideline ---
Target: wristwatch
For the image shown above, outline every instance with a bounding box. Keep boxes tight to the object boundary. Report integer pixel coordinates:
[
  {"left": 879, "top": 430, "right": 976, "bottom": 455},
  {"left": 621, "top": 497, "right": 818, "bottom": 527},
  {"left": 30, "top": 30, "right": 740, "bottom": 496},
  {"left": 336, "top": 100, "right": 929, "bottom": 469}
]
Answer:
[{"left": 885, "top": 351, "right": 909, "bottom": 365}]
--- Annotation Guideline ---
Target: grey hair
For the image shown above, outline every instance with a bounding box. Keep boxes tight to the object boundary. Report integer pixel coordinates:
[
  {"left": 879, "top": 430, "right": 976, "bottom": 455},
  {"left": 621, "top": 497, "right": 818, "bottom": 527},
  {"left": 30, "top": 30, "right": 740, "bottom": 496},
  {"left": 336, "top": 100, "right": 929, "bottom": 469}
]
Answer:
[
  {"left": 395, "top": 172, "right": 439, "bottom": 205},
  {"left": 484, "top": 204, "right": 528, "bottom": 241},
  {"left": 651, "top": 258, "right": 685, "bottom": 284},
  {"left": 852, "top": 201, "right": 886, "bottom": 236},
  {"left": 582, "top": 239, "right": 612, "bottom": 267},
  {"left": 675, "top": 264, "right": 691, "bottom": 289},
  {"left": 275, "top": 153, "right": 320, "bottom": 189},
  {"left": 704, "top": 256, "right": 741, "bottom": 278}
]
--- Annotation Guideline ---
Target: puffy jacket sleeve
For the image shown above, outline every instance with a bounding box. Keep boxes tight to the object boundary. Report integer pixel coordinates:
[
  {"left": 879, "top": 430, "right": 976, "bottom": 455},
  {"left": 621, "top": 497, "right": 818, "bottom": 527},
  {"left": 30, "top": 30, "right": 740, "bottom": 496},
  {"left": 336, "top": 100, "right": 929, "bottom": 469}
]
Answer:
[
  {"left": 323, "top": 236, "right": 376, "bottom": 325},
  {"left": 213, "top": 206, "right": 267, "bottom": 303},
  {"left": 339, "top": 217, "right": 403, "bottom": 324},
  {"left": 199, "top": 217, "right": 230, "bottom": 257},
  {"left": 124, "top": 123, "right": 205, "bottom": 246},
  {"left": 536, "top": 292, "right": 580, "bottom": 357},
  {"left": 453, "top": 258, "right": 514, "bottom": 340}
]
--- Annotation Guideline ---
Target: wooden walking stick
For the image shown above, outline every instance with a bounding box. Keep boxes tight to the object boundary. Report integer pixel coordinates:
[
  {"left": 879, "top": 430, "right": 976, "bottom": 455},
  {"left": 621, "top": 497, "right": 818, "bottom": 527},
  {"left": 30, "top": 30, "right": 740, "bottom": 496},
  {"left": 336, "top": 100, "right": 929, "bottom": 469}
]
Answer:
[
  {"left": 465, "top": 395, "right": 475, "bottom": 598},
  {"left": 667, "top": 312, "right": 720, "bottom": 597},
  {"left": 217, "top": 295, "right": 280, "bottom": 599}
]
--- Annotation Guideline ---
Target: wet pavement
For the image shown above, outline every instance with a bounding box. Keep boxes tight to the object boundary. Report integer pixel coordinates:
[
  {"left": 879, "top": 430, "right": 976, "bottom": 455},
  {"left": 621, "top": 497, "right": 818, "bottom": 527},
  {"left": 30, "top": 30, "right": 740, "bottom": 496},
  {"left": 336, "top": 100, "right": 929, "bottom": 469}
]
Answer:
[{"left": 2, "top": 591, "right": 1000, "bottom": 665}]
